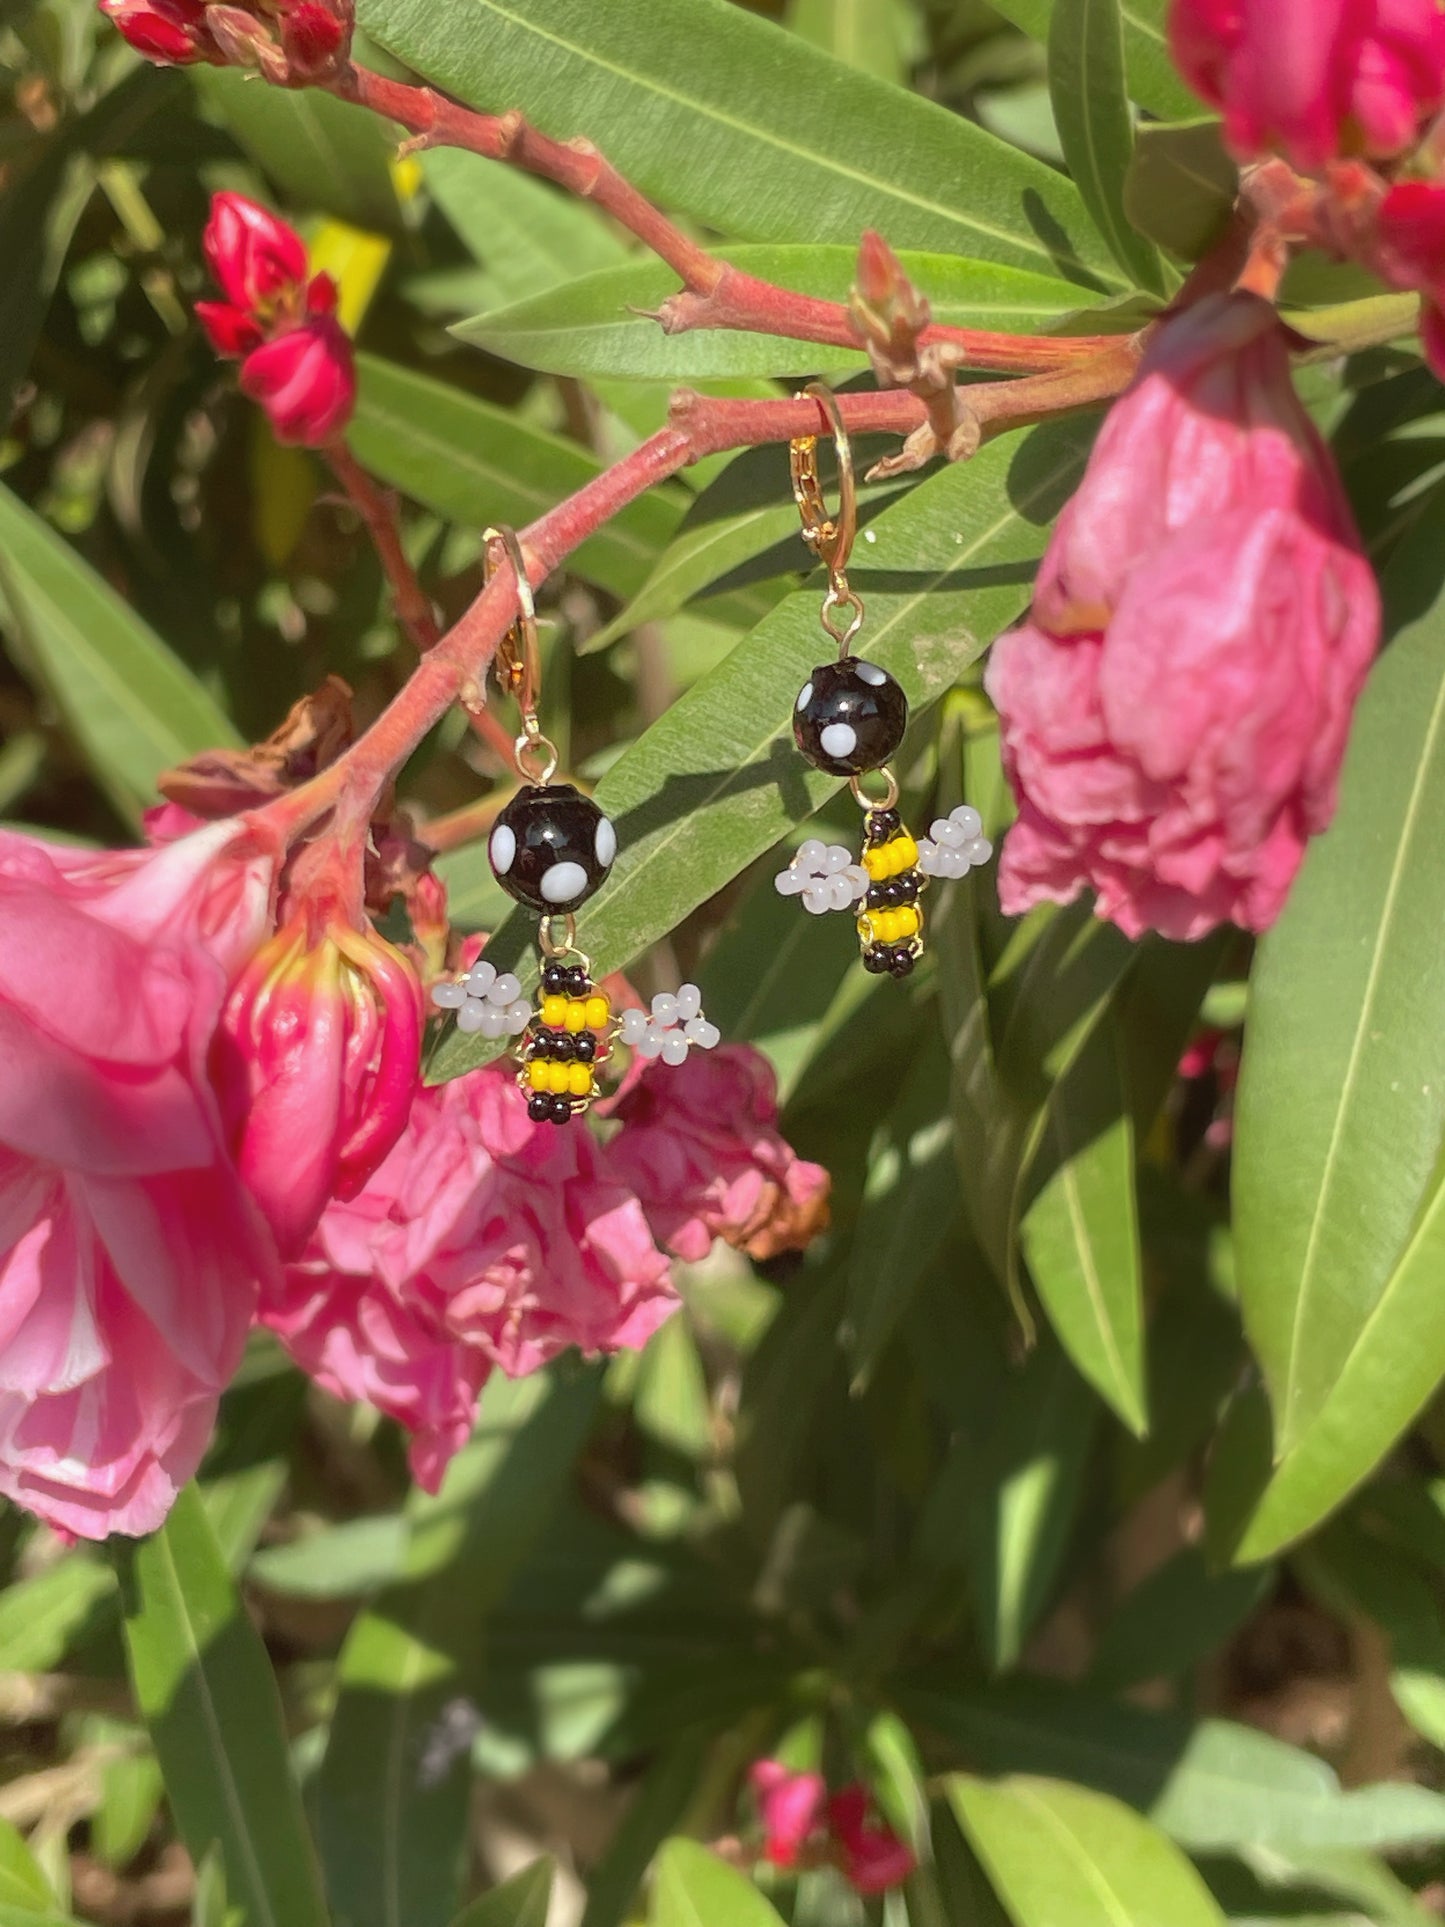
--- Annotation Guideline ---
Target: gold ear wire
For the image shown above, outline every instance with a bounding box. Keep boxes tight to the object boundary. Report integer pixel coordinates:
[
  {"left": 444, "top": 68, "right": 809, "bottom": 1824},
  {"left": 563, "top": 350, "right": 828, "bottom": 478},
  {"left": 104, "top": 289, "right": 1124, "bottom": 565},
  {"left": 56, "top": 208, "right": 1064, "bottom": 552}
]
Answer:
[
  {"left": 483, "top": 525, "right": 558, "bottom": 784},
  {"left": 789, "top": 381, "right": 865, "bottom": 655}
]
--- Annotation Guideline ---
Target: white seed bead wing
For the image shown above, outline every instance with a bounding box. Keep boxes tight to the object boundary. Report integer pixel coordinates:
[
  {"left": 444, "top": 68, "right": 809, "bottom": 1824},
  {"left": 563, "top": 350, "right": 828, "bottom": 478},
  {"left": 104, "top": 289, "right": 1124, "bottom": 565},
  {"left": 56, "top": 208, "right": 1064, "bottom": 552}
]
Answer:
[
  {"left": 619, "top": 983, "right": 721, "bottom": 1064},
  {"left": 774, "top": 839, "right": 870, "bottom": 915},
  {"left": 430, "top": 959, "right": 533, "bottom": 1039},
  {"left": 916, "top": 804, "right": 994, "bottom": 882}
]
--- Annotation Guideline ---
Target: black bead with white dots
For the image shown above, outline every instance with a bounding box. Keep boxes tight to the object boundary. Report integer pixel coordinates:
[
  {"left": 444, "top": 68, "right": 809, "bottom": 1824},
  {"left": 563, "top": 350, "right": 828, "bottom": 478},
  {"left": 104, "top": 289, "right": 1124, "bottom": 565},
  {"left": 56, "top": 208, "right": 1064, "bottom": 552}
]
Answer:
[
  {"left": 792, "top": 659, "right": 908, "bottom": 777},
  {"left": 488, "top": 783, "right": 616, "bottom": 913}
]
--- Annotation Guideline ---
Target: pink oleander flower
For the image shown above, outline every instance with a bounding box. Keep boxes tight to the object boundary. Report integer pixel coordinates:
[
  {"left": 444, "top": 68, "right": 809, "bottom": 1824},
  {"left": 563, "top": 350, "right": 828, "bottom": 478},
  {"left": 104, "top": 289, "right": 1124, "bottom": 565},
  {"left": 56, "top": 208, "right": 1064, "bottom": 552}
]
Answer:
[
  {"left": 0, "top": 825, "right": 281, "bottom": 1539},
  {"left": 1170, "top": 0, "right": 1445, "bottom": 171},
  {"left": 98, "top": 0, "right": 216, "bottom": 63},
  {"left": 750, "top": 1762, "right": 827, "bottom": 1870},
  {"left": 1375, "top": 179, "right": 1445, "bottom": 378},
  {"left": 827, "top": 1786, "right": 916, "bottom": 1897},
  {"left": 984, "top": 294, "right": 1380, "bottom": 943},
  {"left": 604, "top": 1044, "right": 830, "bottom": 1263},
  {"left": 196, "top": 191, "right": 355, "bottom": 447},
  {"left": 214, "top": 889, "right": 424, "bottom": 1258},
  {"left": 265, "top": 1067, "right": 676, "bottom": 1488}
]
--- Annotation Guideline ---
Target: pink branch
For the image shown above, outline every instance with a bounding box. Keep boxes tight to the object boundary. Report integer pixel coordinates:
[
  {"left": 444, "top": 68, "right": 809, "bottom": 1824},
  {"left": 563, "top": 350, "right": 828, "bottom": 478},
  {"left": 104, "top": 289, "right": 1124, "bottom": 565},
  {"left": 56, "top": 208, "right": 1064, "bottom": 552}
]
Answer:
[{"left": 339, "top": 65, "right": 1124, "bottom": 375}]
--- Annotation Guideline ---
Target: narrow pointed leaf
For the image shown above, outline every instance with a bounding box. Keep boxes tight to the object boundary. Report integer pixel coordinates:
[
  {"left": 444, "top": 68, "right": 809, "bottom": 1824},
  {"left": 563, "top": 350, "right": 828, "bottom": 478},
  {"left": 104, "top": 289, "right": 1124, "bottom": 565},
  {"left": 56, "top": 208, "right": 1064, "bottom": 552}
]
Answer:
[
  {"left": 348, "top": 356, "right": 684, "bottom": 600},
  {"left": 1048, "top": 0, "right": 1167, "bottom": 293},
  {"left": 356, "top": 0, "right": 1121, "bottom": 284},
  {"left": 649, "top": 1841, "right": 786, "bottom": 1927},
  {"left": 449, "top": 1861, "right": 555, "bottom": 1927},
  {"left": 0, "top": 483, "right": 238, "bottom": 823},
  {"left": 1234, "top": 500, "right": 1445, "bottom": 1464},
  {"left": 113, "top": 1486, "right": 328, "bottom": 1927},
  {"left": 990, "top": 0, "right": 1199, "bottom": 120},
  {"left": 950, "top": 1774, "right": 1227, "bottom": 1927}
]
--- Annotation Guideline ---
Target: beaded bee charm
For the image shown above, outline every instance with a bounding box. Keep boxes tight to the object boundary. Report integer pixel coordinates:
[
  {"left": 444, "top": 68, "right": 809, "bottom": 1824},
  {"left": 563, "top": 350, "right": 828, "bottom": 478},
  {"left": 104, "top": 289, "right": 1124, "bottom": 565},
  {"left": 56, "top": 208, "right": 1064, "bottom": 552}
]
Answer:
[
  {"left": 778, "top": 383, "right": 992, "bottom": 976},
  {"left": 430, "top": 525, "right": 721, "bottom": 1122}
]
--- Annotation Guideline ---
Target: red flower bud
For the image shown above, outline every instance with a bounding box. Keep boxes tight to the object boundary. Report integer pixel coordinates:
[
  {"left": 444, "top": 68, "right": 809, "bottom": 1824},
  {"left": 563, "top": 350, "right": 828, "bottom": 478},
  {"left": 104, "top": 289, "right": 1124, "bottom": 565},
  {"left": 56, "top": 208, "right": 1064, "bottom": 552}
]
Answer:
[
  {"left": 203, "top": 190, "right": 308, "bottom": 316},
  {"left": 826, "top": 1787, "right": 916, "bottom": 1897},
  {"left": 238, "top": 315, "right": 356, "bottom": 446},
  {"left": 279, "top": 0, "right": 349, "bottom": 79},
  {"left": 216, "top": 912, "right": 424, "bottom": 1256},
  {"left": 98, "top": 0, "right": 213, "bottom": 64}
]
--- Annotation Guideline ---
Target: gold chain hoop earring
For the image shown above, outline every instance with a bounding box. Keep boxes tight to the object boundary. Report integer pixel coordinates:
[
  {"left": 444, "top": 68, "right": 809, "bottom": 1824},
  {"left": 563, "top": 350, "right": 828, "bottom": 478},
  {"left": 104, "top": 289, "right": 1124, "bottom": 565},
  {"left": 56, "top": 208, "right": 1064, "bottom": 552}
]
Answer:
[
  {"left": 774, "top": 382, "right": 994, "bottom": 978},
  {"left": 431, "top": 526, "right": 722, "bottom": 1120}
]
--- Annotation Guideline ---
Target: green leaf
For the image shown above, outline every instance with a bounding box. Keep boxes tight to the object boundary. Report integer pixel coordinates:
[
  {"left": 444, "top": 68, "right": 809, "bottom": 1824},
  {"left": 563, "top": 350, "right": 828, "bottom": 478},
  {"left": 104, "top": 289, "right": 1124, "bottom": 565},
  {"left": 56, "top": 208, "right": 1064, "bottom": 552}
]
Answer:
[
  {"left": 1091, "top": 1546, "right": 1271, "bottom": 1689},
  {"left": 431, "top": 416, "right": 1095, "bottom": 1080},
  {"left": 950, "top": 1774, "right": 1226, "bottom": 1927},
  {"left": 1124, "top": 120, "right": 1238, "bottom": 262},
  {"left": 1299, "top": 1519, "right": 1445, "bottom": 1752},
  {"left": 314, "top": 1370, "right": 602, "bottom": 1927},
  {"left": 0, "top": 1555, "right": 115, "bottom": 1673},
  {"left": 1048, "top": 0, "right": 1167, "bottom": 294},
  {"left": 0, "top": 483, "right": 238, "bottom": 823},
  {"left": 357, "top": 0, "right": 1121, "bottom": 285},
  {"left": 193, "top": 68, "right": 402, "bottom": 232},
  {"left": 249, "top": 1515, "right": 407, "bottom": 1599},
  {"left": 990, "top": 0, "right": 1200, "bottom": 121},
  {"left": 449, "top": 1861, "right": 555, "bottom": 1927},
  {"left": 0, "top": 1820, "right": 54, "bottom": 1914},
  {"left": 579, "top": 1731, "right": 717, "bottom": 1927},
  {"left": 1019, "top": 1015, "right": 1146, "bottom": 1433},
  {"left": 422, "top": 146, "right": 627, "bottom": 306},
  {"left": 847, "top": 1052, "right": 960, "bottom": 1387},
  {"left": 1233, "top": 497, "right": 1445, "bottom": 1489},
  {"left": 348, "top": 356, "right": 683, "bottom": 601},
  {"left": 649, "top": 1840, "right": 786, "bottom": 1927},
  {"left": 917, "top": 1341, "right": 1098, "bottom": 1670},
  {"left": 92, "top": 1740, "right": 165, "bottom": 1872},
  {"left": 114, "top": 1486, "right": 328, "bottom": 1927},
  {"left": 790, "top": 0, "right": 916, "bottom": 82},
  {"left": 457, "top": 249, "right": 1103, "bottom": 382},
  {"left": 900, "top": 1679, "right": 1445, "bottom": 1854}
]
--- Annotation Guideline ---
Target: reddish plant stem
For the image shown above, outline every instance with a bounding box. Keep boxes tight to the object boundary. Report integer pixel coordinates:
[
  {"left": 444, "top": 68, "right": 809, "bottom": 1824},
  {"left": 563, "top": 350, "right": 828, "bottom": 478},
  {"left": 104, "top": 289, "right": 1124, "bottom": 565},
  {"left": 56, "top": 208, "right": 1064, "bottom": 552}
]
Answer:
[
  {"left": 267, "top": 369, "right": 1128, "bottom": 844},
  {"left": 324, "top": 439, "right": 518, "bottom": 768},
  {"left": 340, "top": 64, "right": 1123, "bottom": 374}
]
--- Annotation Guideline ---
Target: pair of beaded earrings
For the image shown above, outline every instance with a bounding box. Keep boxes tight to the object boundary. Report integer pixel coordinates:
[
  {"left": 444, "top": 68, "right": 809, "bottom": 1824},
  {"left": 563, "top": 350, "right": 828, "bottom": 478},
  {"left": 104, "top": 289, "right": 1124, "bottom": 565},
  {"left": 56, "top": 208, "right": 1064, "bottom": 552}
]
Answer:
[
  {"left": 430, "top": 526, "right": 719, "bottom": 1126},
  {"left": 774, "top": 382, "right": 994, "bottom": 974},
  {"left": 431, "top": 387, "right": 994, "bottom": 1122}
]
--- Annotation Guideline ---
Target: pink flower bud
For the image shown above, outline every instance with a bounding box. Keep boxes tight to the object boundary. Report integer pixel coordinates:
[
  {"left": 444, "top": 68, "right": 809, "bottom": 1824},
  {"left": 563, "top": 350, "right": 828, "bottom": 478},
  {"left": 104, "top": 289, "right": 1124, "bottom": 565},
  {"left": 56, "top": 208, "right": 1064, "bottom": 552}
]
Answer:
[
  {"left": 279, "top": 0, "right": 350, "bottom": 79},
  {"left": 0, "top": 825, "right": 281, "bottom": 1540},
  {"left": 239, "top": 315, "right": 356, "bottom": 446},
  {"left": 985, "top": 295, "right": 1379, "bottom": 943},
  {"left": 749, "top": 1762, "right": 826, "bottom": 1870},
  {"left": 264, "top": 1068, "right": 677, "bottom": 1486},
  {"left": 1169, "top": 0, "right": 1445, "bottom": 170},
  {"left": 97, "top": 0, "right": 214, "bottom": 64},
  {"left": 826, "top": 1786, "right": 916, "bottom": 1897},
  {"left": 604, "top": 1045, "right": 830, "bottom": 1263},
  {"left": 216, "top": 911, "right": 424, "bottom": 1257}
]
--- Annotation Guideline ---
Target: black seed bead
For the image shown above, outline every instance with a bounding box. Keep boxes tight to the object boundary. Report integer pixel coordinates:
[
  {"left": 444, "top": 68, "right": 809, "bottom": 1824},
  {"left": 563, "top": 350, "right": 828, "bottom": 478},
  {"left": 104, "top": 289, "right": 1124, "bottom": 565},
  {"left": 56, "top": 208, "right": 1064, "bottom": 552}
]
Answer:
[
  {"left": 866, "top": 885, "right": 889, "bottom": 910},
  {"left": 552, "top": 1034, "right": 575, "bottom": 1062},
  {"left": 887, "top": 946, "right": 916, "bottom": 978},
  {"left": 866, "top": 806, "right": 901, "bottom": 845},
  {"left": 542, "top": 961, "right": 569, "bottom": 995},
  {"left": 567, "top": 964, "right": 590, "bottom": 996},
  {"left": 489, "top": 782, "right": 616, "bottom": 913},
  {"left": 862, "top": 944, "right": 890, "bottom": 974},
  {"left": 528, "top": 1035, "right": 551, "bottom": 1061},
  {"left": 527, "top": 1093, "right": 552, "bottom": 1123},
  {"left": 792, "top": 660, "right": 909, "bottom": 777},
  {"left": 574, "top": 1032, "right": 596, "bottom": 1063},
  {"left": 549, "top": 1095, "right": 574, "bottom": 1125},
  {"left": 895, "top": 872, "right": 919, "bottom": 903}
]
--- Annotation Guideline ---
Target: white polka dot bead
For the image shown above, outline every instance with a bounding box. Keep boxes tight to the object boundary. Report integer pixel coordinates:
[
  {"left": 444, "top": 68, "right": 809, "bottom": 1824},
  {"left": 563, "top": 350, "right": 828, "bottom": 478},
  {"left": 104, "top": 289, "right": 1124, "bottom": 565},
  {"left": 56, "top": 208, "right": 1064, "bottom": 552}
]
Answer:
[
  {"left": 792, "top": 656, "right": 908, "bottom": 776},
  {"left": 488, "top": 783, "right": 615, "bottom": 912}
]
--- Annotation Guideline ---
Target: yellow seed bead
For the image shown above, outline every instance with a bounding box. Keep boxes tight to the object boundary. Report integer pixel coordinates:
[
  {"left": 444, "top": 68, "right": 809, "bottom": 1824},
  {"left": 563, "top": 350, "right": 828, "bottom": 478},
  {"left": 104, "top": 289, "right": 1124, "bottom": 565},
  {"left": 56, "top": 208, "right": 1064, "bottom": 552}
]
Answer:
[
  {"left": 568, "top": 1063, "right": 592, "bottom": 1097},
  {"left": 565, "top": 999, "right": 587, "bottom": 1033},
  {"left": 894, "top": 833, "right": 918, "bottom": 872},
  {"left": 585, "top": 995, "right": 610, "bottom": 1030},
  {"left": 895, "top": 906, "right": 920, "bottom": 938},
  {"left": 863, "top": 846, "right": 889, "bottom": 881},
  {"left": 541, "top": 995, "right": 568, "bottom": 1029},
  {"left": 874, "top": 909, "right": 894, "bottom": 942},
  {"left": 528, "top": 1062, "right": 549, "bottom": 1092},
  {"left": 546, "top": 1063, "right": 569, "bottom": 1095}
]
